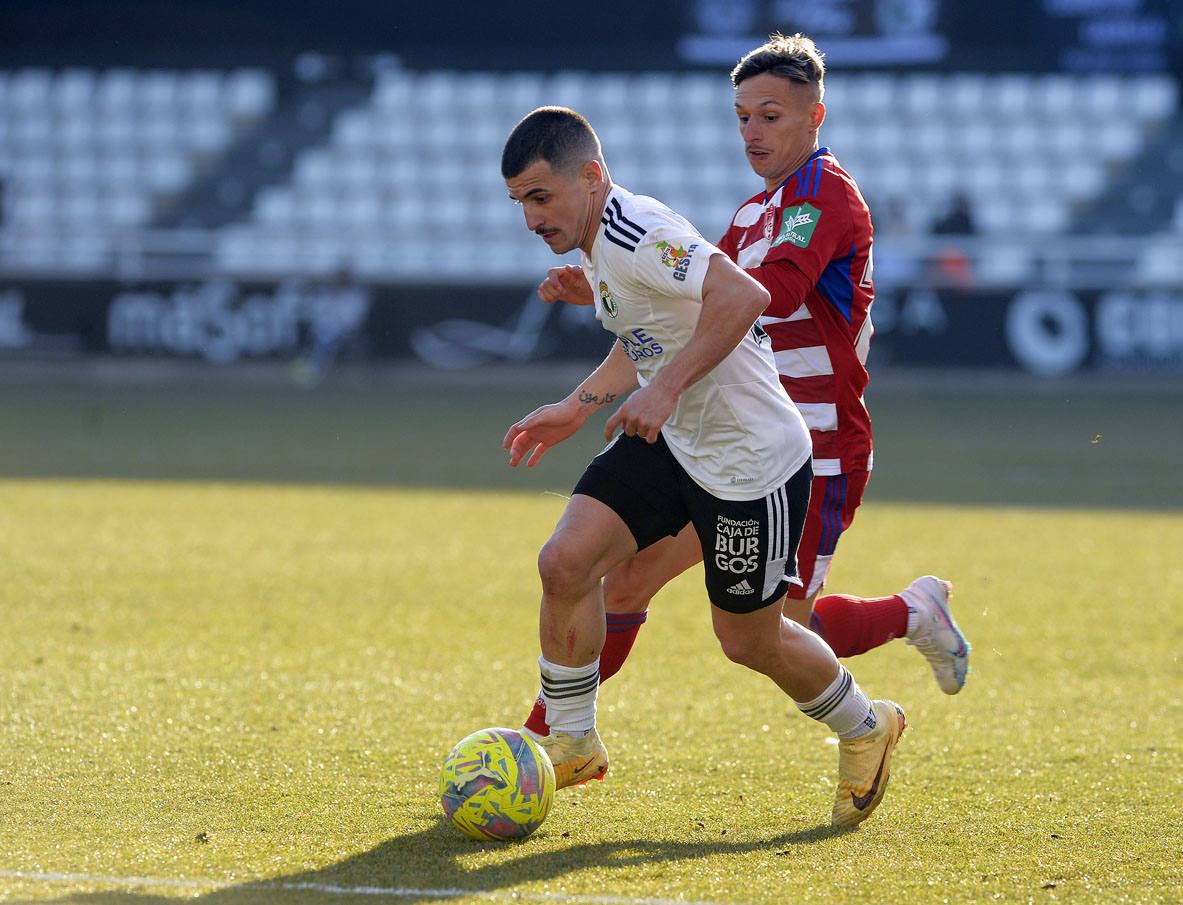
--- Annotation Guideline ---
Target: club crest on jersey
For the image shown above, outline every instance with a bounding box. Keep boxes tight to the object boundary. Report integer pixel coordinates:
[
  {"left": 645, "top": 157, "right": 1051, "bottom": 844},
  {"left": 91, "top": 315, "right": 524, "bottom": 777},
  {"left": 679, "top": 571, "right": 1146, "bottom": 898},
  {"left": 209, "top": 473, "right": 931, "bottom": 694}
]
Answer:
[
  {"left": 598, "top": 280, "right": 618, "bottom": 317},
  {"left": 657, "top": 240, "right": 698, "bottom": 282},
  {"left": 773, "top": 203, "right": 821, "bottom": 249}
]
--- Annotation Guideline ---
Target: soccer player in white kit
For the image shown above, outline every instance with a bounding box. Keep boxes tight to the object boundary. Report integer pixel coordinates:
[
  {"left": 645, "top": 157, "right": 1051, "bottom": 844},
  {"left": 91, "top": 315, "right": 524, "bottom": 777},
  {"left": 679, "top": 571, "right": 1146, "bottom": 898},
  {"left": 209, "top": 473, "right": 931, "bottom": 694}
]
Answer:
[{"left": 501, "top": 106, "right": 906, "bottom": 827}]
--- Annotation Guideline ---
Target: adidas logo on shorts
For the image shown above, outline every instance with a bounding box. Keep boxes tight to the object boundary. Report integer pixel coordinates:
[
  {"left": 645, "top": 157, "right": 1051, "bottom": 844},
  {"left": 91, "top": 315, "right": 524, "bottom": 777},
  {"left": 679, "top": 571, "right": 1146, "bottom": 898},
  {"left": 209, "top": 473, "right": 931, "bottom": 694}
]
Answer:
[{"left": 727, "top": 579, "right": 756, "bottom": 595}]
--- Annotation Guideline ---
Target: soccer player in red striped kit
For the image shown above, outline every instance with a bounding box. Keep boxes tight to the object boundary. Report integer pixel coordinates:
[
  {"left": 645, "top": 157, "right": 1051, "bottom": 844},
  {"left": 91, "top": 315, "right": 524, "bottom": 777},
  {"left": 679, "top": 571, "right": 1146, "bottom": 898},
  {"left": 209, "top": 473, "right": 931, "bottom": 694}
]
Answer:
[{"left": 522, "top": 33, "right": 971, "bottom": 755}]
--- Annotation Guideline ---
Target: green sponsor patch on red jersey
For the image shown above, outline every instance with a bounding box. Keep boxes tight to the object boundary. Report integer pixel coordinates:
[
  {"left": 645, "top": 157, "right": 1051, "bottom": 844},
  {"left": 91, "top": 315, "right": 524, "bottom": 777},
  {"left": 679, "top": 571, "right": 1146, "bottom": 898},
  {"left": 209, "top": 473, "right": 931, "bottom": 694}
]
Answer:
[{"left": 773, "top": 203, "right": 821, "bottom": 249}]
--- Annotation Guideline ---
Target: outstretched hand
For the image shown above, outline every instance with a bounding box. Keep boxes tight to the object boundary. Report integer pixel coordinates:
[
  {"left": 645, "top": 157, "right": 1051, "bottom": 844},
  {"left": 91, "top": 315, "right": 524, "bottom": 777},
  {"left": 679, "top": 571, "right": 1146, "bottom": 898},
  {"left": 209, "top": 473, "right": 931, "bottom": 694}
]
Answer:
[
  {"left": 538, "top": 265, "right": 594, "bottom": 306},
  {"left": 503, "top": 402, "right": 585, "bottom": 467}
]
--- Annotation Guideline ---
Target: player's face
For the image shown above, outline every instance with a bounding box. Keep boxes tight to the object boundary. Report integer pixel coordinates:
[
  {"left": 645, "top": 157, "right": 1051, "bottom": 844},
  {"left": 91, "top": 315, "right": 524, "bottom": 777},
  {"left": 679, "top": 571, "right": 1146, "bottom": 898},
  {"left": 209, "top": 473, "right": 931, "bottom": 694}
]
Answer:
[
  {"left": 506, "top": 159, "right": 598, "bottom": 256},
  {"left": 734, "top": 73, "right": 825, "bottom": 192}
]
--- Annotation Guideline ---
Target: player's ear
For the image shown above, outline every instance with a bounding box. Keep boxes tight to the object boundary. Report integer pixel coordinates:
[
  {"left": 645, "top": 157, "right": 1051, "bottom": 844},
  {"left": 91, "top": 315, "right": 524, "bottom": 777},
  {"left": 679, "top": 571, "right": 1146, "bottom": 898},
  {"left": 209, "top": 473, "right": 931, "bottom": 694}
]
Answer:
[
  {"left": 582, "top": 159, "right": 604, "bottom": 188},
  {"left": 811, "top": 101, "right": 826, "bottom": 131}
]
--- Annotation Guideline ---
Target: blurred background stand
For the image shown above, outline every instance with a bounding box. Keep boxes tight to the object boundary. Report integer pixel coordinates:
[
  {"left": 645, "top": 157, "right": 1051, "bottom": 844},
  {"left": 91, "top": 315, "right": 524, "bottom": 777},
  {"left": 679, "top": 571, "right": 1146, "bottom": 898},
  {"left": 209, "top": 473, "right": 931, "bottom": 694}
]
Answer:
[{"left": 0, "top": 0, "right": 1180, "bottom": 379}]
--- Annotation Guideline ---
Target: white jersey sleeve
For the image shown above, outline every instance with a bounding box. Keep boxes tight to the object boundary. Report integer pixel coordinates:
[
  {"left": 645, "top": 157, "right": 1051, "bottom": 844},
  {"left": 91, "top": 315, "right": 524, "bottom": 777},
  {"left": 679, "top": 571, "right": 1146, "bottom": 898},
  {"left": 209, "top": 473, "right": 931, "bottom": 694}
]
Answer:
[{"left": 628, "top": 223, "right": 719, "bottom": 305}]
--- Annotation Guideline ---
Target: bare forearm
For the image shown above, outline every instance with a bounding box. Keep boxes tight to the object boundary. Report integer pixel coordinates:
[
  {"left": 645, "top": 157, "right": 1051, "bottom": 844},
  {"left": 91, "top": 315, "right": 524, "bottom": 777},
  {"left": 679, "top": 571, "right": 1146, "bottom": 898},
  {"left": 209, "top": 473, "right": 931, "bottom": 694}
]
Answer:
[
  {"left": 503, "top": 342, "right": 638, "bottom": 467},
  {"left": 563, "top": 340, "right": 639, "bottom": 420}
]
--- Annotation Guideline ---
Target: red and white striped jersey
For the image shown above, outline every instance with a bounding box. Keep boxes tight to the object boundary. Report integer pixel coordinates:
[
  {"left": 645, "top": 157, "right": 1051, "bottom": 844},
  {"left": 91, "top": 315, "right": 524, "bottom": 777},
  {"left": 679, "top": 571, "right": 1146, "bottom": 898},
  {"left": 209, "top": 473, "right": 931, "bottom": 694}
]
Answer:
[{"left": 716, "top": 148, "right": 874, "bottom": 475}]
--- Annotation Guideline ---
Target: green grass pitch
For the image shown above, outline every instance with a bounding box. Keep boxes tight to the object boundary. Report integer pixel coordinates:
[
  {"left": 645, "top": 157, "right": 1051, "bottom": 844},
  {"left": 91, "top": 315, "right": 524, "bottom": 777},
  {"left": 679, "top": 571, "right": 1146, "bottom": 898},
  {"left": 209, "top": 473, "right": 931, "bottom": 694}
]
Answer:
[{"left": 1, "top": 372, "right": 1180, "bottom": 905}]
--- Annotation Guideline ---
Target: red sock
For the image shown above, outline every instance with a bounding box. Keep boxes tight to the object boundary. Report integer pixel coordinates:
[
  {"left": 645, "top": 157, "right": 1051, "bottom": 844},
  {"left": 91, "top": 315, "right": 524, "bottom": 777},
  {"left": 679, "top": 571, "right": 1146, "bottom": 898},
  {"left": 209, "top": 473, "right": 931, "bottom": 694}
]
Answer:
[
  {"left": 599, "top": 610, "right": 648, "bottom": 681},
  {"left": 523, "top": 692, "right": 551, "bottom": 737},
  {"left": 809, "top": 594, "right": 908, "bottom": 658},
  {"left": 522, "top": 609, "right": 649, "bottom": 737}
]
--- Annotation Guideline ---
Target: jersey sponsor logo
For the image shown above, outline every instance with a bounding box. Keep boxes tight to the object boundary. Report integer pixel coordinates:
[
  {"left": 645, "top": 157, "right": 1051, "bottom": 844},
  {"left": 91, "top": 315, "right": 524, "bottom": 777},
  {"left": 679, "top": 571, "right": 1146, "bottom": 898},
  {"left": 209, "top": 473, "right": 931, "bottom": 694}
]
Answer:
[
  {"left": 657, "top": 241, "right": 699, "bottom": 282},
  {"left": 598, "top": 280, "right": 618, "bottom": 318},
  {"left": 726, "top": 579, "right": 756, "bottom": 596},
  {"left": 621, "top": 327, "right": 663, "bottom": 361},
  {"left": 714, "top": 515, "right": 760, "bottom": 574},
  {"left": 772, "top": 203, "right": 821, "bottom": 249}
]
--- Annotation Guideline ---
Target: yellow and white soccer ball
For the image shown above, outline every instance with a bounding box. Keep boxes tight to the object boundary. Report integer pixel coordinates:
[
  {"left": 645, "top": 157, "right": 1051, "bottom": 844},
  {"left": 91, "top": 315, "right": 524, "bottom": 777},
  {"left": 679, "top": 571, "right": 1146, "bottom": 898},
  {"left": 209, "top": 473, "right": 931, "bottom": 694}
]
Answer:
[{"left": 439, "top": 727, "right": 555, "bottom": 840}]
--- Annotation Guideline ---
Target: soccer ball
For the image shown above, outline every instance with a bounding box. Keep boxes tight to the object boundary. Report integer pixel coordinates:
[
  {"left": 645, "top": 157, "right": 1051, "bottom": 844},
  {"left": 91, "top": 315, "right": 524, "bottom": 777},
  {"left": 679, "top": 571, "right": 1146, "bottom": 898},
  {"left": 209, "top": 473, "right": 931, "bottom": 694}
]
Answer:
[{"left": 439, "top": 727, "right": 555, "bottom": 840}]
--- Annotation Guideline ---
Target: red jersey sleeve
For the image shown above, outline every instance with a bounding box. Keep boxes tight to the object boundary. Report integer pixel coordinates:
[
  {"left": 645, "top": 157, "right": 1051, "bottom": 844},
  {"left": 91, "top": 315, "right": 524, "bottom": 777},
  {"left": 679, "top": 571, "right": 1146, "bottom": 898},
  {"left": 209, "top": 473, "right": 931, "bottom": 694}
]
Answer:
[
  {"left": 760, "top": 155, "right": 853, "bottom": 291},
  {"left": 749, "top": 258, "right": 816, "bottom": 319},
  {"left": 716, "top": 151, "right": 876, "bottom": 475},
  {"left": 715, "top": 225, "right": 738, "bottom": 261}
]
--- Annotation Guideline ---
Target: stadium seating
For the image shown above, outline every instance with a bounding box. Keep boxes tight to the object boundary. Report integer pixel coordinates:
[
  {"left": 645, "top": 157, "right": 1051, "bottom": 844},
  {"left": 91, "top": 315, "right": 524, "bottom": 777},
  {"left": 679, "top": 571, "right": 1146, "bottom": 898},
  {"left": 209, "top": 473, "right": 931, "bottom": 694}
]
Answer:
[
  {"left": 0, "top": 67, "right": 275, "bottom": 270},
  {"left": 0, "top": 67, "right": 1178, "bottom": 282},
  {"left": 211, "top": 69, "right": 1177, "bottom": 281},
  {"left": 1133, "top": 193, "right": 1183, "bottom": 286}
]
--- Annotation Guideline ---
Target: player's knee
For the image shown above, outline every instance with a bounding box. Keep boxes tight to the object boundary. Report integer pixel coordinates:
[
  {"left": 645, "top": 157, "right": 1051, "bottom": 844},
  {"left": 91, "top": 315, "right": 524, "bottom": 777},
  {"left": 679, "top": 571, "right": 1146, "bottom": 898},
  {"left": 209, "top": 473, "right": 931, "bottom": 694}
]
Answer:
[
  {"left": 714, "top": 626, "right": 771, "bottom": 670},
  {"left": 537, "top": 538, "right": 592, "bottom": 604}
]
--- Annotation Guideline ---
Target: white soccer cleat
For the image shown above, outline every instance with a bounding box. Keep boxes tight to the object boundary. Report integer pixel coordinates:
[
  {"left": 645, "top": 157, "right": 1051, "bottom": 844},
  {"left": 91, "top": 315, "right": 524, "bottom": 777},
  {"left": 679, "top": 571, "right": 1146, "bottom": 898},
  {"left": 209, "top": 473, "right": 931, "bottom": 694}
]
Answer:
[{"left": 901, "top": 576, "right": 970, "bottom": 694}]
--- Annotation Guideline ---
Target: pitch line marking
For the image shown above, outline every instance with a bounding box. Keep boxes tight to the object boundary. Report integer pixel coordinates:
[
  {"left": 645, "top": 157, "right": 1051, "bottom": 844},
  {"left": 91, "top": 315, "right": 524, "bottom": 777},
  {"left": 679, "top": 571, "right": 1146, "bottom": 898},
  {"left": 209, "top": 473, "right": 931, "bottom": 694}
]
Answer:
[{"left": 0, "top": 870, "right": 767, "bottom": 905}]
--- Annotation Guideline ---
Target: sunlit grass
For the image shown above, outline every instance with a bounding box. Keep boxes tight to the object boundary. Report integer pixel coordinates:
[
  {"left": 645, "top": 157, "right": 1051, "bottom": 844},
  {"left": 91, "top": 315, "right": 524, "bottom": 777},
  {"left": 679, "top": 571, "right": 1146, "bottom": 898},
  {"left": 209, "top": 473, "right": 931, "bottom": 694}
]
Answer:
[{"left": 2, "top": 479, "right": 1180, "bottom": 904}]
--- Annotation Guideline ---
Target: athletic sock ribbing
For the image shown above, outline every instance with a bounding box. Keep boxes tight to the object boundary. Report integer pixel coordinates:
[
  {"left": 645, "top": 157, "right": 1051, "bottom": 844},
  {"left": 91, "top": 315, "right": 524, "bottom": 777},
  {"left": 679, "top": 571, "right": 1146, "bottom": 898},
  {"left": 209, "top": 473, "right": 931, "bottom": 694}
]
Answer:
[
  {"left": 538, "top": 656, "right": 599, "bottom": 735},
  {"left": 599, "top": 609, "right": 648, "bottom": 681},
  {"left": 524, "top": 611, "right": 646, "bottom": 738},
  {"left": 796, "top": 665, "right": 877, "bottom": 740}
]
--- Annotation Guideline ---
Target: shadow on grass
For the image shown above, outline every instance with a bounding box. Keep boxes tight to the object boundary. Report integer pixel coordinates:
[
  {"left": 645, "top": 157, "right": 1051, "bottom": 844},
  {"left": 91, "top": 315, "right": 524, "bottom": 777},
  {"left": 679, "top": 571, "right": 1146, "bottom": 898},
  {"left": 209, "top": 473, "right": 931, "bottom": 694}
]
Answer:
[{"left": 15, "top": 815, "right": 855, "bottom": 904}]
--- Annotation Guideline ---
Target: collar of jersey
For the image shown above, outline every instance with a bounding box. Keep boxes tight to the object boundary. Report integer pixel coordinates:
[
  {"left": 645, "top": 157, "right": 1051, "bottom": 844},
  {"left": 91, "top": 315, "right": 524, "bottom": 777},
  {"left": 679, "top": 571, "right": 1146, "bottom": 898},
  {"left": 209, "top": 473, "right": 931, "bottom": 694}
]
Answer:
[
  {"left": 604, "top": 184, "right": 625, "bottom": 209},
  {"left": 764, "top": 146, "right": 830, "bottom": 205},
  {"left": 596, "top": 183, "right": 626, "bottom": 240}
]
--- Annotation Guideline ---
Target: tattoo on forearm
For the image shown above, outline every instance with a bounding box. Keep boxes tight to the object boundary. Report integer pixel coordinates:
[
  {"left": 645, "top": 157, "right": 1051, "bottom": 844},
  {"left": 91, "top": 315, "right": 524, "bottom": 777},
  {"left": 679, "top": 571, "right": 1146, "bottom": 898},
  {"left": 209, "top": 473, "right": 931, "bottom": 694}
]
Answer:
[{"left": 578, "top": 390, "right": 618, "bottom": 406}]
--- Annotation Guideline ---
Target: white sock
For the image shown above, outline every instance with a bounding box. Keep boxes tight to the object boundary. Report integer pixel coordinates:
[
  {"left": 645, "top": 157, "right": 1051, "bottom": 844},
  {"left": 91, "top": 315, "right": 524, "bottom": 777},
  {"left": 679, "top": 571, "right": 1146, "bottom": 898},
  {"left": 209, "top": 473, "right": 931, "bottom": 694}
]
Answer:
[
  {"left": 538, "top": 656, "right": 598, "bottom": 735},
  {"left": 905, "top": 603, "right": 922, "bottom": 637},
  {"left": 796, "top": 666, "right": 877, "bottom": 740}
]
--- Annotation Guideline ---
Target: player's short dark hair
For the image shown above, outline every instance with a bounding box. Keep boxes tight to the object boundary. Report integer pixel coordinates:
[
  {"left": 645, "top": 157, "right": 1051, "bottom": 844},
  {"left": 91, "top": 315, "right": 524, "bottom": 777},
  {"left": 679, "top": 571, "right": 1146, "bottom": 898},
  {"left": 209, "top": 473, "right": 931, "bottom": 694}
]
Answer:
[
  {"left": 501, "top": 106, "right": 603, "bottom": 180},
  {"left": 731, "top": 32, "right": 826, "bottom": 99}
]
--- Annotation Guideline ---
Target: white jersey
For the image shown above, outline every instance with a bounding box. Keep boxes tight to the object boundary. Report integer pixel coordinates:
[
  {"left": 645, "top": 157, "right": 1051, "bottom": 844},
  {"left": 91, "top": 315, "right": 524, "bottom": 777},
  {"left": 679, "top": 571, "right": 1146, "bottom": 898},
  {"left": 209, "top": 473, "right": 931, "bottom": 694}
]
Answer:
[{"left": 583, "top": 185, "right": 811, "bottom": 501}]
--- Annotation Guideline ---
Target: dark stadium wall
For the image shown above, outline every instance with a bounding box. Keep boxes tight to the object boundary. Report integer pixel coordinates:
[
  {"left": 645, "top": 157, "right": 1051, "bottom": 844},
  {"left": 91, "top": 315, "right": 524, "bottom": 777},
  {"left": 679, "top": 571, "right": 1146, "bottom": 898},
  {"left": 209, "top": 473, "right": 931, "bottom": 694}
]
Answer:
[
  {"left": 3, "top": 279, "right": 1182, "bottom": 376},
  {"left": 0, "top": 1, "right": 681, "bottom": 70},
  {"left": 4, "top": 0, "right": 1178, "bottom": 73}
]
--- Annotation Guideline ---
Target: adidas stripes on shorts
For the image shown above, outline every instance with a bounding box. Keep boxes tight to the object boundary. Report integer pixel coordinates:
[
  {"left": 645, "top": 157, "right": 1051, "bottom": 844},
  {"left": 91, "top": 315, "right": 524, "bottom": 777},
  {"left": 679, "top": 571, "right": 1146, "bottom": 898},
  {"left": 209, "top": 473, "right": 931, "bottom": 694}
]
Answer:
[{"left": 572, "top": 433, "right": 812, "bottom": 614}]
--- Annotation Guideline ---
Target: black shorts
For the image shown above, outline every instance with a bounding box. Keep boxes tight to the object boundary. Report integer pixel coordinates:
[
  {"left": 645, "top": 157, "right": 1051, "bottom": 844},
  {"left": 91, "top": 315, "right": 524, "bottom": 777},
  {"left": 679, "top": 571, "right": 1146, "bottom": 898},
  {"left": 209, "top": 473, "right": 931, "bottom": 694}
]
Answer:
[{"left": 572, "top": 433, "right": 812, "bottom": 614}]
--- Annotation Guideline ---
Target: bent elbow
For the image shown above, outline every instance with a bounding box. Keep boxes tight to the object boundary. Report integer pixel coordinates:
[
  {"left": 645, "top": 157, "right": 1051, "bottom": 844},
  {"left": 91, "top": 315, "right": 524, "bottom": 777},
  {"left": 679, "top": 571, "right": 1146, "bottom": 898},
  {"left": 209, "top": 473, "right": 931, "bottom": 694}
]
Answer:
[{"left": 748, "top": 284, "right": 772, "bottom": 319}]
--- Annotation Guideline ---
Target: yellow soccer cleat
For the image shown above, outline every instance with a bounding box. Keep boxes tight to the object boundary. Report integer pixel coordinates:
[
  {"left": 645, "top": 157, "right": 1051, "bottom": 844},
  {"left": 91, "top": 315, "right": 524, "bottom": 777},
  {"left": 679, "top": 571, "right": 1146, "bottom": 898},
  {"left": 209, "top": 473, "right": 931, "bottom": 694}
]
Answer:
[
  {"left": 538, "top": 727, "right": 609, "bottom": 789},
  {"left": 832, "top": 700, "right": 907, "bottom": 827}
]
